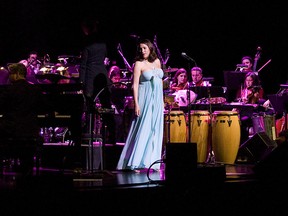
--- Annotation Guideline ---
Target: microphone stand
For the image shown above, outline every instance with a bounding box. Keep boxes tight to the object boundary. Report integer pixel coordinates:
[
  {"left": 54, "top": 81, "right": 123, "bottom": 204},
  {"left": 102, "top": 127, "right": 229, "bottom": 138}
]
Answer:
[
  {"left": 83, "top": 84, "right": 115, "bottom": 176},
  {"left": 187, "top": 82, "right": 192, "bottom": 143},
  {"left": 186, "top": 62, "right": 192, "bottom": 143}
]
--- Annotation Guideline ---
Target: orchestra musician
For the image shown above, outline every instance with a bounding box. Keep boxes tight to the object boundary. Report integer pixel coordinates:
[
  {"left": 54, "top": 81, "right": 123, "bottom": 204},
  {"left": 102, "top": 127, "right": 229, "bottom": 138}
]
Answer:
[
  {"left": 190, "top": 66, "right": 211, "bottom": 87},
  {"left": 170, "top": 68, "right": 197, "bottom": 107},
  {"left": 239, "top": 56, "right": 254, "bottom": 72},
  {"left": 19, "top": 50, "right": 42, "bottom": 84},
  {"left": 236, "top": 72, "right": 264, "bottom": 104},
  {"left": 170, "top": 68, "right": 188, "bottom": 92},
  {"left": 108, "top": 65, "right": 127, "bottom": 89},
  {"left": 0, "top": 63, "right": 47, "bottom": 174},
  {"left": 235, "top": 71, "right": 268, "bottom": 144}
]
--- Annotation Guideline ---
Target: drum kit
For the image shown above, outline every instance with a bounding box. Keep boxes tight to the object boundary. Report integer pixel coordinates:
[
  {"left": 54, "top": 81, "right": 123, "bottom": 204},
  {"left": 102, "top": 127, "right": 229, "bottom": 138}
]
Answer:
[
  {"left": 37, "top": 54, "right": 80, "bottom": 143},
  {"left": 36, "top": 55, "right": 80, "bottom": 84}
]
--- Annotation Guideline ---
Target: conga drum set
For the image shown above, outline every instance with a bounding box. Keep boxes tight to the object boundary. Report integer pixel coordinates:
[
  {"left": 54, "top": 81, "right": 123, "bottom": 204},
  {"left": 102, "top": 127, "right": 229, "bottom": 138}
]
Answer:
[{"left": 164, "top": 105, "right": 242, "bottom": 164}]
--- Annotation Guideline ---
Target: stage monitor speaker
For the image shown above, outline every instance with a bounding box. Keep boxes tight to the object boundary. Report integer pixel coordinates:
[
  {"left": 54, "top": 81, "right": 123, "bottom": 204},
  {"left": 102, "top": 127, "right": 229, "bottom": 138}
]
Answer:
[
  {"left": 165, "top": 142, "right": 197, "bottom": 185},
  {"left": 238, "top": 131, "right": 277, "bottom": 164},
  {"left": 253, "top": 141, "right": 288, "bottom": 179},
  {"left": 239, "top": 131, "right": 288, "bottom": 180}
]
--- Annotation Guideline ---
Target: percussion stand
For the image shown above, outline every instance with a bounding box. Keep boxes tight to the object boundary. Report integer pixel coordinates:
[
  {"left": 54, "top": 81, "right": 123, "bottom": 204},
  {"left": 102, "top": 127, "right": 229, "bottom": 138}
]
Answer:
[
  {"left": 205, "top": 87, "right": 215, "bottom": 164},
  {"left": 186, "top": 62, "right": 193, "bottom": 143},
  {"left": 187, "top": 82, "right": 192, "bottom": 143},
  {"left": 163, "top": 103, "right": 172, "bottom": 160}
]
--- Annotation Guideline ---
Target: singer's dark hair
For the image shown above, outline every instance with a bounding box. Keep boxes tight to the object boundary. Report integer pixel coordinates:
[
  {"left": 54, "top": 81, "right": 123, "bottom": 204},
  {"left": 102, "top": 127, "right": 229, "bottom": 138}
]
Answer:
[{"left": 134, "top": 39, "right": 158, "bottom": 63}]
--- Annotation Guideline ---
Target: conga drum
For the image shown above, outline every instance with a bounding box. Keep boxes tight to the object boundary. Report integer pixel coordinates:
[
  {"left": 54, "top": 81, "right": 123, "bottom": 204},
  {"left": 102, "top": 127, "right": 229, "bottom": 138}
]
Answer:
[
  {"left": 189, "top": 110, "right": 210, "bottom": 163},
  {"left": 211, "top": 110, "right": 241, "bottom": 164},
  {"left": 164, "top": 110, "right": 187, "bottom": 143}
]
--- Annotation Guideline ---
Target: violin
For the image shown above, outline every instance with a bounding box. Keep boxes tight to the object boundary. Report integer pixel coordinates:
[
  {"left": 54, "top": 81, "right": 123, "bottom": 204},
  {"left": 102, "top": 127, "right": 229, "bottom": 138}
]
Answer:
[
  {"left": 171, "top": 82, "right": 188, "bottom": 91},
  {"left": 246, "top": 85, "right": 261, "bottom": 104}
]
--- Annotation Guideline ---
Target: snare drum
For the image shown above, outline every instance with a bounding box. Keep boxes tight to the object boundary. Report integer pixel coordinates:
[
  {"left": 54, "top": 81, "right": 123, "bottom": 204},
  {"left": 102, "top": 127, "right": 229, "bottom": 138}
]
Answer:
[
  {"left": 211, "top": 110, "right": 241, "bottom": 164},
  {"left": 164, "top": 110, "right": 187, "bottom": 143},
  {"left": 189, "top": 110, "right": 210, "bottom": 163}
]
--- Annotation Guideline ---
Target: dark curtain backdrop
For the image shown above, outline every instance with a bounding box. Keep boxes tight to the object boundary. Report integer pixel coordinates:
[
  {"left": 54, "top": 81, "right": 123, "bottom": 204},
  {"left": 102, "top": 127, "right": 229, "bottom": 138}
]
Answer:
[{"left": 1, "top": 0, "right": 287, "bottom": 95}]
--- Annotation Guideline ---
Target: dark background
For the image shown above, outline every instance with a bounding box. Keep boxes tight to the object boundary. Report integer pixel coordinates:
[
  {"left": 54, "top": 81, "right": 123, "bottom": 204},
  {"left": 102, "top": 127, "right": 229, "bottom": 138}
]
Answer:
[{"left": 1, "top": 0, "right": 287, "bottom": 96}]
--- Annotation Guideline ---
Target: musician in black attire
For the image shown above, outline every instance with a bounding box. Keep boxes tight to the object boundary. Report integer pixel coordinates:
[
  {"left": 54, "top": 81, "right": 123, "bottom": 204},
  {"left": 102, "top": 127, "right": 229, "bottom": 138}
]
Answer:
[
  {"left": 79, "top": 15, "right": 116, "bottom": 145},
  {"left": 0, "top": 63, "right": 45, "bottom": 174}
]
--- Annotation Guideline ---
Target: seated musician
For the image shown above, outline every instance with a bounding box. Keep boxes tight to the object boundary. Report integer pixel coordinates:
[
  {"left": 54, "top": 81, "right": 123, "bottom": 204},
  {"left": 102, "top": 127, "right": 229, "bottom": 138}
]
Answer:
[
  {"left": 170, "top": 68, "right": 188, "bottom": 92},
  {"left": 234, "top": 72, "right": 271, "bottom": 144},
  {"left": 190, "top": 66, "right": 211, "bottom": 87},
  {"left": 170, "top": 68, "right": 197, "bottom": 107},
  {"left": 236, "top": 72, "right": 265, "bottom": 104},
  {"left": 0, "top": 63, "right": 47, "bottom": 173},
  {"left": 109, "top": 65, "right": 127, "bottom": 89}
]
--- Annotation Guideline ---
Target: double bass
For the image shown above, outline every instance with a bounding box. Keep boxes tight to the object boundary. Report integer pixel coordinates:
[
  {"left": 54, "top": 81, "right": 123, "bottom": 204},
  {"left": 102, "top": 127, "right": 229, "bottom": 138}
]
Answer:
[{"left": 252, "top": 46, "right": 262, "bottom": 72}]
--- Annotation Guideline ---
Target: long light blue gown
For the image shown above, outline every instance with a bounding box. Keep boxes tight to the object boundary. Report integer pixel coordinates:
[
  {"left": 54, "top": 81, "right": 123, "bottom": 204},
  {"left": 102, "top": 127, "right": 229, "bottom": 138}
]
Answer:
[{"left": 117, "top": 68, "right": 164, "bottom": 170}]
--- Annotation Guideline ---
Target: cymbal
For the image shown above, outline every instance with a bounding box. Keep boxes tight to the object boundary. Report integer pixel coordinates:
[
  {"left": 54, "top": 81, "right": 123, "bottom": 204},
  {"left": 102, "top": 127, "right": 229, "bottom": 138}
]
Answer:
[
  {"left": 164, "top": 68, "right": 178, "bottom": 73},
  {"left": 42, "top": 63, "right": 55, "bottom": 67}
]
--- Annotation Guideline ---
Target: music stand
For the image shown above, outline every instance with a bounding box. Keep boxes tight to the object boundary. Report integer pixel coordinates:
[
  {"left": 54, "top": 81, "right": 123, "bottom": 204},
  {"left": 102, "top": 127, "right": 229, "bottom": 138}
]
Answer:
[
  {"left": 268, "top": 94, "right": 288, "bottom": 131},
  {"left": 223, "top": 71, "right": 248, "bottom": 102},
  {"left": 189, "top": 86, "right": 225, "bottom": 100}
]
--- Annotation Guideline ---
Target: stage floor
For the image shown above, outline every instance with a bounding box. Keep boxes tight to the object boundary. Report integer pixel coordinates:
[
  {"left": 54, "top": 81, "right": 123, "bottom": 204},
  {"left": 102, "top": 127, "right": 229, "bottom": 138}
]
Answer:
[{"left": 1, "top": 144, "right": 288, "bottom": 215}]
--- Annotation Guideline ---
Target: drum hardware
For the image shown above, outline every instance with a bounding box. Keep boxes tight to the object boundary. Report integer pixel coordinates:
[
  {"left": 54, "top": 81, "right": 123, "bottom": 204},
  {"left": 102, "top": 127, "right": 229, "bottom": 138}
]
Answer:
[
  {"left": 58, "top": 55, "right": 80, "bottom": 65},
  {"left": 121, "top": 70, "right": 133, "bottom": 79},
  {"left": 55, "top": 65, "right": 68, "bottom": 75},
  {"left": 39, "top": 63, "right": 55, "bottom": 74},
  {"left": 40, "top": 127, "right": 69, "bottom": 143},
  {"left": 80, "top": 85, "right": 117, "bottom": 175}
]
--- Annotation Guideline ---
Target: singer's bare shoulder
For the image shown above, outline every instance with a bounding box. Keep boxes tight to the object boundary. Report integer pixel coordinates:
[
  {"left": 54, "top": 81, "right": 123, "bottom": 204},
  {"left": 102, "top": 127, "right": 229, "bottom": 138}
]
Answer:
[{"left": 154, "top": 58, "right": 161, "bottom": 68}]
